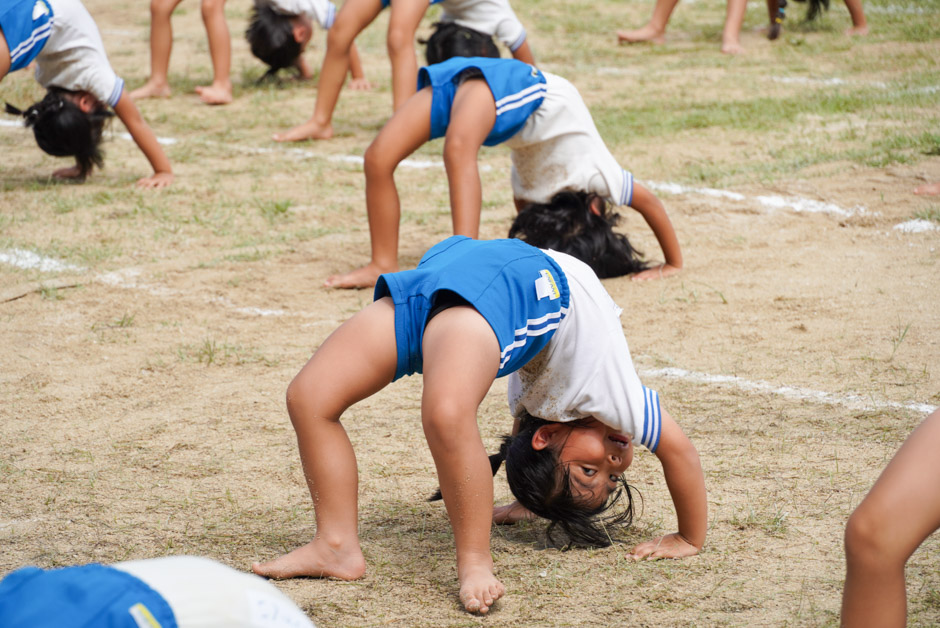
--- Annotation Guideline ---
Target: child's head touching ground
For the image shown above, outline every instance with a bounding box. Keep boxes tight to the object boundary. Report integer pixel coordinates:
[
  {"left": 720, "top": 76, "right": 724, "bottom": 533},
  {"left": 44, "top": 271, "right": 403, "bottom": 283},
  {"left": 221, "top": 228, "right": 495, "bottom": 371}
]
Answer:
[
  {"left": 421, "top": 21, "right": 501, "bottom": 64},
  {"left": 510, "top": 190, "right": 648, "bottom": 279},
  {"left": 498, "top": 413, "right": 638, "bottom": 546},
  {"left": 245, "top": 3, "right": 312, "bottom": 80},
  {"left": 6, "top": 88, "right": 114, "bottom": 180}
]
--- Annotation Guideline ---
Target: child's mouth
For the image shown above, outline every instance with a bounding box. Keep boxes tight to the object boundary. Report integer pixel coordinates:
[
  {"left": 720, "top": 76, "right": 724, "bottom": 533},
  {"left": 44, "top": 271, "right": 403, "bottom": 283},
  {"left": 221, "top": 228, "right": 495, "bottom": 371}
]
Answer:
[{"left": 608, "top": 434, "right": 630, "bottom": 448}]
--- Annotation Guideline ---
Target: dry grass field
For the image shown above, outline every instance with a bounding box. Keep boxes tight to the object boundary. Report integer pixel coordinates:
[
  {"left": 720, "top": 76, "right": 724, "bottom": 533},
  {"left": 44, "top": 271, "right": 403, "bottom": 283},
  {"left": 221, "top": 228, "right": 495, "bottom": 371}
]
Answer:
[{"left": 1, "top": 0, "right": 938, "bottom": 625}]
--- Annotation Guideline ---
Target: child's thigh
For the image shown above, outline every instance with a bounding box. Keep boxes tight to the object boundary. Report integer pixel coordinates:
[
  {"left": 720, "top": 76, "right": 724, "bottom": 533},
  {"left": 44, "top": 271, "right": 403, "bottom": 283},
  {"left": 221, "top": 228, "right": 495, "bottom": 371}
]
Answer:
[
  {"left": 365, "top": 88, "right": 432, "bottom": 171},
  {"left": 386, "top": 0, "right": 429, "bottom": 42},
  {"left": 334, "top": 0, "right": 385, "bottom": 38},
  {"left": 290, "top": 298, "right": 398, "bottom": 416},
  {"left": 421, "top": 305, "right": 500, "bottom": 414},
  {"left": 445, "top": 80, "right": 497, "bottom": 150}
]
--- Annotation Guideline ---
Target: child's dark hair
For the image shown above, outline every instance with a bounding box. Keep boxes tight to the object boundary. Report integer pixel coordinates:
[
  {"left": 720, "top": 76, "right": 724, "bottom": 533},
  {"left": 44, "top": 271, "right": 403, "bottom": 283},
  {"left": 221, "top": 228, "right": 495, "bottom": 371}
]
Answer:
[
  {"left": 5, "top": 87, "right": 113, "bottom": 179},
  {"left": 509, "top": 190, "right": 648, "bottom": 279},
  {"left": 792, "top": 0, "right": 829, "bottom": 21},
  {"left": 429, "top": 413, "right": 636, "bottom": 547},
  {"left": 420, "top": 21, "right": 500, "bottom": 65},
  {"left": 246, "top": 3, "right": 302, "bottom": 79}
]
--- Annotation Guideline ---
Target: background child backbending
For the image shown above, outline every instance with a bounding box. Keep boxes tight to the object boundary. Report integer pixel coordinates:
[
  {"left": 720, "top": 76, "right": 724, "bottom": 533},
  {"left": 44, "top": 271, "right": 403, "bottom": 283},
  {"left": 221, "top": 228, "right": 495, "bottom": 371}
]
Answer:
[
  {"left": 273, "top": 0, "right": 534, "bottom": 142},
  {"left": 325, "top": 54, "right": 682, "bottom": 288},
  {"left": 252, "top": 236, "right": 707, "bottom": 614},
  {"left": 0, "top": 0, "right": 173, "bottom": 187},
  {"left": 245, "top": 0, "right": 370, "bottom": 87}
]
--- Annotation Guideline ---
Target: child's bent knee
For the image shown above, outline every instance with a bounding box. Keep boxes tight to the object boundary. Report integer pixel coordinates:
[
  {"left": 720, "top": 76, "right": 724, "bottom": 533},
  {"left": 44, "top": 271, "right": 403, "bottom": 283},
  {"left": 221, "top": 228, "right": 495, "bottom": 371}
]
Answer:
[{"left": 844, "top": 506, "right": 897, "bottom": 567}]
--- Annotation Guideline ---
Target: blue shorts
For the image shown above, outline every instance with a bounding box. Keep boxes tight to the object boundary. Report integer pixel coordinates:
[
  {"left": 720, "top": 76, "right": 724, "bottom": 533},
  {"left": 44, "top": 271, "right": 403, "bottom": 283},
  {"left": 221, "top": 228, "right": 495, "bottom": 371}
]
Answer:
[
  {"left": 0, "top": 0, "right": 54, "bottom": 72},
  {"left": 418, "top": 57, "right": 546, "bottom": 146},
  {"left": 374, "top": 236, "right": 569, "bottom": 381},
  {"left": 0, "top": 564, "right": 177, "bottom": 628},
  {"left": 380, "top": 0, "right": 444, "bottom": 9}
]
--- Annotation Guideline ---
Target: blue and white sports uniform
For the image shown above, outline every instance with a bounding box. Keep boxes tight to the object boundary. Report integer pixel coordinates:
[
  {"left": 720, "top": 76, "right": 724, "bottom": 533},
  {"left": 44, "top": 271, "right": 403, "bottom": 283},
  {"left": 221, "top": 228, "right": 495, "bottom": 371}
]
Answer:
[
  {"left": 418, "top": 56, "right": 545, "bottom": 146},
  {"left": 0, "top": 0, "right": 54, "bottom": 72},
  {"left": 2, "top": 0, "right": 125, "bottom": 107},
  {"left": 0, "top": 564, "right": 176, "bottom": 628},
  {"left": 0, "top": 556, "right": 317, "bottom": 628},
  {"left": 375, "top": 236, "right": 568, "bottom": 381},
  {"left": 508, "top": 249, "right": 663, "bottom": 452},
  {"left": 374, "top": 236, "right": 661, "bottom": 451}
]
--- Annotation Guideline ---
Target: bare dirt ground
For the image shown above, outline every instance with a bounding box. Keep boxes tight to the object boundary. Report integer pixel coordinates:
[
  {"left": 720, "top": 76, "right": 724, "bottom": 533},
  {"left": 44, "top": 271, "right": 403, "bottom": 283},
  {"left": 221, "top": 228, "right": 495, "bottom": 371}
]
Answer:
[{"left": 1, "top": 0, "right": 938, "bottom": 625}]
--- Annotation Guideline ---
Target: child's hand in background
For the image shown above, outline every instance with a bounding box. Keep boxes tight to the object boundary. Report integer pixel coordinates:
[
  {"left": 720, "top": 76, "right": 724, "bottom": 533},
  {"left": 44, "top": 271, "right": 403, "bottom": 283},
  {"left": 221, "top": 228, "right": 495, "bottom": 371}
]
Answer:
[
  {"left": 492, "top": 500, "right": 537, "bottom": 524},
  {"left": 629, "top": 532, "right": 700, "bottom": 560},
  {"left": 631, "top": 263, "right": 680, "bottom": 282}
]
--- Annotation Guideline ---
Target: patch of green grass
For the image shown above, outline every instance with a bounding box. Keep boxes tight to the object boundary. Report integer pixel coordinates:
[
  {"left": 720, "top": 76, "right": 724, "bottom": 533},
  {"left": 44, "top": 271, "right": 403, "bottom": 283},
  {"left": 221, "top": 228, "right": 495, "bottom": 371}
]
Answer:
[
  {"left": 913, "top": 207, "right": 940, "bottom": 223},
  {"left": 176, "top": 338, "right": 278, "bottom": 367},
  {"left": 256, "top": 198, "right": 293, "bottom": 224}
]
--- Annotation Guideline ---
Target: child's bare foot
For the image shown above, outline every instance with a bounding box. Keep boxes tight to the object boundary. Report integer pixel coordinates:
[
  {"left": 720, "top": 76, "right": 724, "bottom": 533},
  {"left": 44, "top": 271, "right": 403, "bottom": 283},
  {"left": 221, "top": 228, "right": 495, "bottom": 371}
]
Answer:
[
  {"left": 721, "top": 40, "right": 745, "bottom": 54},
  {"left": 323, "top": 263, "right": 393, "bottom": 289},
  {"left": 130, "top": 80, "right": 172, "bottom": 100},
  {"left": 52, "top": 165, "right": 85, "bottom": 181},
  {"left": 252, "top": 539, "right": 366, "bottom": 580},
  {"left": 273, "top": 119, "right": 333, "bottom": 142},
  {"left": 195, "top": 82, "right": 233, "bottom": 105},
  {"left": 458, "top": 563, "right": 505, "bottom": 614},
  {"left": 845, "top": 25, "right": 869, "bottom": 36},
  {"left": 914, "top": 182, "right": 940, "bottom": 196},
  {"left": 616, "top": 25, "right": 666, "bottom": 44}
]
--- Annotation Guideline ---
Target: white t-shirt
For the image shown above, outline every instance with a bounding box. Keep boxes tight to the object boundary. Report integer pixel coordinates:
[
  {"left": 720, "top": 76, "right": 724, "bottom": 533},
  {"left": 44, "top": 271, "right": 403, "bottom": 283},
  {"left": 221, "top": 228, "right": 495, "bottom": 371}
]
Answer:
[
  {"left": 508, "top": 250, "right": 660, "bottom": 451},
  {"left": 437, "top": 0, "right": 527, "bottom": 51},
  {"left": 264, "top": 0, "right": 336, "bottom": 29},
  {"left": 505, "top": 71, "right": 634, "bottom": 207},
  {"left": 34, "top": 0, "right": 123, "bottom": 107},
  {"left": 115, "top": 556, "right": 316, "bottom": 628}
]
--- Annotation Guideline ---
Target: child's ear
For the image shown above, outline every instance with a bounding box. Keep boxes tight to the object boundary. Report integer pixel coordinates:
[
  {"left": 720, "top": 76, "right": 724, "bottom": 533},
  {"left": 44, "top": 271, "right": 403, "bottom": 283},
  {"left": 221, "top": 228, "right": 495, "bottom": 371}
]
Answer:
[
  {"left": 531, "top": 424, "right": 563, "bottom": 450},
  {"left": 76, "top": 92, "right": 98, "bottom": 113},
  {"left": 291, "top": 19, "right": 312, "bottom": 44},
  {"left": 589, "top": 195, "right": 604, "bottom": 216}
]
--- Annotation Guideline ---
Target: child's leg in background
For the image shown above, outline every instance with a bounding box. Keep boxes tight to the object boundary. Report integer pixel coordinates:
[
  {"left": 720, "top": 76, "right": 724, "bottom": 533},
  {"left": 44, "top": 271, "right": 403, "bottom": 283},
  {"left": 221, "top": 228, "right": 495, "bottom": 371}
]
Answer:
[
  {"left": 131, "top": 0, "right": 186, "bottom": 100},
  {"left": 841, "top": 409, "right": 940, "bottom": 627},
  {"left": 194, "top": 0, "right": 232, "bottom": 104},
  {"left": 273, "top": 0, "right": 383, "bottom": 142},
  {"left": 324, "top": 88, "right": 432, "bottom": 289},
  {"left": 252, "top": 298, "right": 399, "bottom": 580},
  {"left": 422, "top": 306, "right": 504, "bottom": 614},
  {"left": 843, "top": 0, "right": 868, "bottom": 35},
  {"left": 386, "top": 0, "right": 429, "bottom": 110},
  {"left": 617, "top": 0, "right": 680, "bottom": 44},
  {"left": 444, "top": 79, "right": 497, "bottom": 238},
  {"left": 721, "top": 0, "right": 748, "bottom": 54}
]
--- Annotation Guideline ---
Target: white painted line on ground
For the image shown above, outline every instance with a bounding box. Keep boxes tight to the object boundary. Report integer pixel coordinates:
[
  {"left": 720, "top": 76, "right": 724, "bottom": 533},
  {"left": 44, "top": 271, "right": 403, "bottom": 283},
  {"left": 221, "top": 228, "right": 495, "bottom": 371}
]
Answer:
[
  {"left": 646, "top": 181, "right": 868, "bottom": 217},
  {"left": 640, "top": 365, "right": 937, "bottom": 415},
  {"left": 867, "top": 4, "right": 933, "bottom": 14},
  {"left": 0, "top": 249, "right": 85, "bottom": 273},
  {"left": 894, "top": 219, "right": 939, "bottom": 233}
]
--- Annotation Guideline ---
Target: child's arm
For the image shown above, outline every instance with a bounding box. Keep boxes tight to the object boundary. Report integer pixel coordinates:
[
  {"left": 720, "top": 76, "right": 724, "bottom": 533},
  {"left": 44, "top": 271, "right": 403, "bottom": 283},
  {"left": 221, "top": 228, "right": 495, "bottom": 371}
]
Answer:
[
  {"left": 510, "top": 40, "right": 536, "bottom": 66},
  {"left": 628, "top": 181, "right": 683, "bottom": 281},
  {"left": 630, "top": 407, "right": 706, "bottom": 559},
  {"left": 112, "top": 89, "right": 174, "bottom": 188},
  {"left": 346, "top": 41, "right": 371, "bottom": 90}
]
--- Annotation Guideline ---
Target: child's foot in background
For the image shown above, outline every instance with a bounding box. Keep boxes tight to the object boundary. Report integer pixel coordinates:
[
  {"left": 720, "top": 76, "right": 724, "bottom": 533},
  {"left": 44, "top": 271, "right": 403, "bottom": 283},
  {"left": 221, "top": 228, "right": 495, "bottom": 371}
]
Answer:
[
  {"left": 617, "top": 25, "right": 666, "bottom": 44},
  {"left": 195, "top": 81, "right": 233, "bottom": 105},
  {"left": 130, "top": 80, "right": 172, "bottom": 100},
  {"left": 274, "top": 119, "right": 333, "bottom": 142}
]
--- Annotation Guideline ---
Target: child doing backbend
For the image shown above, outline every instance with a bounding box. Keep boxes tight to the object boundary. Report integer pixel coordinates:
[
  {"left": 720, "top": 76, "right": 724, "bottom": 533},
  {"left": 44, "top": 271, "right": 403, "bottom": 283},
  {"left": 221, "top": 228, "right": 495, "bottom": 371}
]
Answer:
[
  {"left": 273, "top": 0, "right": 535, "bottom": 142},
  {"left": 325, "top": 54, "right": 682, "bottom": 288},
  {"left": 841, "top": 408, "right": 940, "bottom": 627},
  {"left": 245, "top": 0, "right": 369, "bottom": 88},
  {"left": 252, "top": 236, "right": 707, "bottom": 614},
  {"left": 0, "top": 0, "right": 173, "bottom": 187}
]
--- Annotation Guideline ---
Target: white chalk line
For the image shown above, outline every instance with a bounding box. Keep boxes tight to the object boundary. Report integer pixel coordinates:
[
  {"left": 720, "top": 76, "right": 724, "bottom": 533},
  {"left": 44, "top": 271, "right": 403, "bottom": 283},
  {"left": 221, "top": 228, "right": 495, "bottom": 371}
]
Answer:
[
  {"left": 640, "top": 365, "right": 937, "bottom": 416},
  {"left": 894, "top": 219, "right": 938, "bottom": 234},
  {"left": 646, "top": 180, "right": 869, "bottom": 218},
  {"left": 0, "top": 249, "right": 85, "bottom": 273}
]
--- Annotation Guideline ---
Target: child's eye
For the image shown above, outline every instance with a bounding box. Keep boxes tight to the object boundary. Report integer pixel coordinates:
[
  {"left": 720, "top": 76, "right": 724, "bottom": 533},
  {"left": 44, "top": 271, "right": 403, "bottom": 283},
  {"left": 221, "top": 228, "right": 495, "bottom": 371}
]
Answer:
[
  {"left": 582, "top": 467, "right": 596, "bottom": 477},
  {"left": 609, "top": 474, "right": 618, "bottom": 483}
]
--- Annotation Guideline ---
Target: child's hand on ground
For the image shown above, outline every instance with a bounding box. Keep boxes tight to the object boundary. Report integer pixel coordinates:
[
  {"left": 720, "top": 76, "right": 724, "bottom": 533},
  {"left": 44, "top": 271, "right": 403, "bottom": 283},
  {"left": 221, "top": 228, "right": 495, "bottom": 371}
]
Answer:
[
  {"left": 631, "top": 263, "right": 680, "bottom": 282},
  {"left": 347, "top": 77, "right": 372, "bottom": 90},
  {"left": 492, "top": 500, "right": 537, "bottom": 524},
  {"left": 136, "top": 172, "right": 174, "bottom": 189},
  {"left": 628, "top": 532, "right": 699, "bottom": 560}
]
